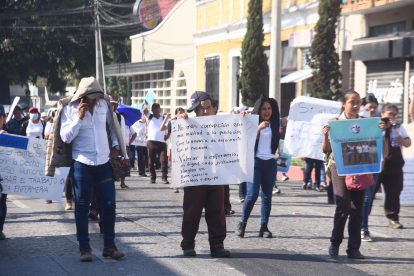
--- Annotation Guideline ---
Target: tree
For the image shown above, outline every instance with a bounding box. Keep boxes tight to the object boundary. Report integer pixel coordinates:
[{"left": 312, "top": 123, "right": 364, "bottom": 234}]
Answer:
[
  {"left": 307, "top": 0, "right": 342, "bottom": 100},
  {"left": 238, "top": 0, "right": 269, "bottom": 107}
]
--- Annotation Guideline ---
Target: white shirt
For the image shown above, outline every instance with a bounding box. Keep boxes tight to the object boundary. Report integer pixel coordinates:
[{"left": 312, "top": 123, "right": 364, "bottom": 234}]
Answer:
[
  {"left": 60, "top": 99, "right": 119, "bottom": 166},
  {"left": 147, "top": 115, "right": 165, "bottom": 143},
  {"left": 390, "top": 124, "right": 409, "bottom": 148},
  {"left": 130, "top": 120, "right": 147, "bottom": 147},
  {"left": 26, "top": 120, "right": 43, "bottom": 139},
  {"left": 256, "top": 126, "right": 274, "bottom": 160}
]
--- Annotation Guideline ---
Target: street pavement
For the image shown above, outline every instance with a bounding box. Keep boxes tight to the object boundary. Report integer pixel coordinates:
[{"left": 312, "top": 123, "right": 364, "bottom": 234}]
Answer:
[{"left": 1, "top": 170, "right": 413, "bottom": 276}]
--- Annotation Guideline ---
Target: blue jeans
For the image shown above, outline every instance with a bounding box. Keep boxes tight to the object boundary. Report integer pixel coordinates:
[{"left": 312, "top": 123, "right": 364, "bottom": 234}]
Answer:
[
  {"left": 239, "top": 182, "right": 246, "bottom": 199},
  {"left": 304, "top": 158, "right": 322, "bottom": 188},
  {"left": 361, "top": 173, "right": 379, "bottom": 231},
  {"left": 71, "top": 161, "right": 116, "bottom": 250},
  {"left": 320, "top": 165, "right": 326, "bottom": 184},
  {"left": 241, "top": 158, "right": 277, "bottom": 226}
]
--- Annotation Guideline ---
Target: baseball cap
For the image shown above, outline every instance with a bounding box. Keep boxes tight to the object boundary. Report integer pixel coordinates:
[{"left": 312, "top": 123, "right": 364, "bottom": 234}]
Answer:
[
  {"left": 28, "top": 107, "right": 39, "bottom": 113},
  {"left": 187, "top": 91, "right": 211, "bottom": 113}
]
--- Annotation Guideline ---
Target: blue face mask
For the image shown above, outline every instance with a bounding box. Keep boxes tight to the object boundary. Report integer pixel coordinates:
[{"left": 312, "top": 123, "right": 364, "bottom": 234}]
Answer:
[{"left": 30, "top": 113, "right": 40, "bottom": 120}]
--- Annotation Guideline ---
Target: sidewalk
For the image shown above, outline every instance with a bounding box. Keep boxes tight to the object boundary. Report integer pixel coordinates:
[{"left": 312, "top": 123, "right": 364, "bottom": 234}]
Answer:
[{"left": 0, "top": 173, "right": 413, "bottom": 275}]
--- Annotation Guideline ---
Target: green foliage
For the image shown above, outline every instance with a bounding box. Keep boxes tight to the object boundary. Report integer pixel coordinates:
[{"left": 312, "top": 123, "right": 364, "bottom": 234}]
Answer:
[
  {"left": 238, "top": 0, "right": 269, "bottom": 107},
  {"left": 307, "top": 0, "right": 342, "bottom": 100}
]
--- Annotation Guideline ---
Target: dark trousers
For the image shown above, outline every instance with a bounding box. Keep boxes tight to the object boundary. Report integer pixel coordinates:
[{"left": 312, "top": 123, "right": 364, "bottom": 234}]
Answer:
[
  {"left": 137, "top": 146, "right": 148, "bottom": 175},
  {"left": 0, "top": 193, "right": 7, "bottom": 232},
  {"left": 147, "top": 141, "right": 167, "bottom": 180},
  {"left": 64, "top": 174, "right": 73, "bottom": 202},
  {"left": 224, "top": 185, "right": 232, "bottom": 213},
  {"left": 181, "top": 185, "right": 226, "bottom": 251},
  {"left": 304, "top": 158, "right": 322, "bottom": 188},
  {"left": 330, "top": 164, "right": 364, "bottom": 253},
  {"left": 375, "top": 169, "right": 403, "bottom": 221},
  {"left": 239, "top": 182, "right": 247, "bottom": 199}
]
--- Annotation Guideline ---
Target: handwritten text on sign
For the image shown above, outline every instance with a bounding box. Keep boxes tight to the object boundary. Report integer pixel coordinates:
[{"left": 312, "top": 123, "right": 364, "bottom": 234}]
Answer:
[
  {"left": 284, "top": 96, "right": 342, "bottom": 160},
  {"left": 402, "top": 158, "right": 414, "bottom": 206},
  {"left": 0, "top": 134, "right": 69, "bottom": 201},
  {"left": 171, "top": 114, "right": 258, "bottom": 188}
]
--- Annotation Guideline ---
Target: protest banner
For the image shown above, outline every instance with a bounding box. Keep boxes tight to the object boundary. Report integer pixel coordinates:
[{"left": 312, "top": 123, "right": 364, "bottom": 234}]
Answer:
[
  {"left": 328, "top": 118, "right": 382, "bottom": 176},
  {"left": 276, "top": 140, "right": 292, "bottom": 173},
  {"left": 402, "top": 158, "right": 414, "bottom": 206},
  {"left": 171, "top": 114, "right": 258, "bottom": 188},
  {"left": 0, "top": 134, "right": 69, "bottom": 201},
  {"left": 284, "top": 96, "right": 342, "bottom": 160}
]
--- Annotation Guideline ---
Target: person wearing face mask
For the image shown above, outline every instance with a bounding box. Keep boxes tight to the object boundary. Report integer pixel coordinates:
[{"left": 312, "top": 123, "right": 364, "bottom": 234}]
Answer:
[{"left": 20, "top": 107, "right": 45, "bottom": 139}]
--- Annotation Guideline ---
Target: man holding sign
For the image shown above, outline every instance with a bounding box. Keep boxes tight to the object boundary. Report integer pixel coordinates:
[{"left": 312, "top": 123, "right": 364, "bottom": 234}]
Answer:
[{"left": 179, "top": 91, "right": 230, "bottom": 258}]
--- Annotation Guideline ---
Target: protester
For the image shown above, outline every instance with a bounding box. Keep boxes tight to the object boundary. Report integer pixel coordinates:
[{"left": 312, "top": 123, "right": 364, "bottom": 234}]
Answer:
[
  {"left": 237, "top": 95, "right": 280, "bottom": 239},
  {"left": 147, "top": 103, "right": 169, "bottom": 184},
  {"left": 180, "top": 91, "right": 230, "bottom": 258},
  {"left": 373, "top": 103, "right": 411, "bottom": 229},
  {"left": 60, "top": 77, "right": 126, "bottom": 262},
  {"left": 322, "top": 90, "right": 373, "bottom": 259},
  {"left": 0, "top": 104, "right": 8, "bottom": 240},
  {"left": 130, "top": 109, "right": 149, "bottom": 177},
  {"left": 6, "top": 105, "right": 27, "bottom": 135},
  {"left": 20, "top": 107, "right": 45, "bottom": 139},
  {"left": 303, "top": 158, "right": 323, "bottom": 191},
  {"left": 110, "top": 99, "right": 130, "bottom": 189},
  {"left": 360, "top": 94, "right": 380, "bottom": 242}
]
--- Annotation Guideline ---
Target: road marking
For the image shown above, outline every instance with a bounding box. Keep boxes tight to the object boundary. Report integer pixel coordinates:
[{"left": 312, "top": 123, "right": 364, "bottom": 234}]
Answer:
[{"left": 9, "top": 198, "right": 30, "bottom": 209}]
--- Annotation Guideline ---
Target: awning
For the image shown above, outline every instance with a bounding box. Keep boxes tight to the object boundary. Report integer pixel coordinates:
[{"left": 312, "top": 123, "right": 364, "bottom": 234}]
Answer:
[{"left": 280, "top": 69, "right": 313, "bottom": 83}]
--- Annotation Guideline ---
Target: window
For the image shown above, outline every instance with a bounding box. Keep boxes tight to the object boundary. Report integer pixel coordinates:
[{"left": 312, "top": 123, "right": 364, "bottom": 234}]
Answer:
[
  {"left": 281, "top": 41, "right": 297, "bottom": 71},
  {"left": 205, "top": 56, "right": 220, "bottom": 105},
  {"left": 369, "top": 21, "right": 406, "bottom": 37}
]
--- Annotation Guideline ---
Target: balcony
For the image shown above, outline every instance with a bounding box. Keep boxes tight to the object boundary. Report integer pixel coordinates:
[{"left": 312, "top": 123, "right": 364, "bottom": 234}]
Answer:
[{"left": 341, "top": 0, "right": 405, "bottom": 14}]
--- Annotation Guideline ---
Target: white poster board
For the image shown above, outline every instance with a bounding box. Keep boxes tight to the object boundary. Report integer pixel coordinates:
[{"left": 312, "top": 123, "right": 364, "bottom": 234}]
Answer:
[
  {"left": 284, "top": 96, "right": 342, "bottom": 160},
  {"left": 402, "top": 158, "right": 414, "bottom": 206},
  {"left": 171, "top": 114, "right": 258, "bottom": 188},
  {"left": 0, "top": 134, "right": 69, "bottom": 201}
]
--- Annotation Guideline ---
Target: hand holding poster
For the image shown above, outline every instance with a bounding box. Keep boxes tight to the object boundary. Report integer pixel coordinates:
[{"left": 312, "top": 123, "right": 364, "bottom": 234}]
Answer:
[
  {"left": 0, "top": 134, "right": 69, "bottom": 201},
  {"left": 328, "top": 118, "right": 382, "bottom": 175},
  {"left": 284, "top": 96, "right": 342, "bottom": 160},
  {"left": 171, "top": 114, "right": 258, "bottom": 188}
]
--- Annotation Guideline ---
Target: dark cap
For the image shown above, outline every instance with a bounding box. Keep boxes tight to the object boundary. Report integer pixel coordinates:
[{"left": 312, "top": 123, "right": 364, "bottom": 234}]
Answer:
[
  {"left": 187, "top": 91, "right": 211, "bottom": 112},
  {"left": 28, "top": 107, "right": 39, "bottom": 113}
]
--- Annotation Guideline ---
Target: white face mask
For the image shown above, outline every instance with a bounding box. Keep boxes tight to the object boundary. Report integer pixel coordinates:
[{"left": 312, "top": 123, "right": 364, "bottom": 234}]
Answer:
[{"left": 30, "top": 113, "right": 39, "bottom": 120}]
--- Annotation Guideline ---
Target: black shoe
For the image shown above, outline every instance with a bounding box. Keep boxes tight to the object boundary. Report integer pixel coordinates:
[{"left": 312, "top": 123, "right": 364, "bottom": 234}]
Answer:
[
  {"left": 329, "top": 244, "right": 339, "bottom": 258},
  {"left": 347, "top": 250, "right": 365, "bottom": 259},
  {"left": 259, "top": 225, "right": 273, "bottom": 238},
  {"left": 225, "top": 210, "right": 235, "bottom": 216},
  {"left": 139, "top": 174, "right": 148, "bottom": 177},
  {"left": 210, "top": 248, "right": 230, "bottom": 258},
  {"left": 236, "top": 221, "right": 246, "bottom": 237},
  {"left": 150, "top": 179, "right": 156, "bottom": 184},
  {"left": 162, "top": 178, "right": 170, "bottom": 184},
  {"left": 183, "top": 249, "right": 196, "bottom": 257},
  {"left": 88, "top": 212, "right": 99, "bottom": 221}
]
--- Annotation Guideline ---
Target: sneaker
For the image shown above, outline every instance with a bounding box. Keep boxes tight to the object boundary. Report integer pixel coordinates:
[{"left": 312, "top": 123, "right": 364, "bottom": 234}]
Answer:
[
  {"left": 347, "top": 250, "right": 365, "bottom": 259},
  {"left": 0, "top": 231, "right": 6, "bottom": 240},
  {"left": 102, "top": 245, "right": 125, "bottom": 260},
  {"left": 80, "top": 248, "right": 92, "bottom": 262},
  {"left": 239, "top": 198, "right": 245, "bottom": 203},
  {"left": 389, "top": 220, "right": 403, "bottom": 229},
  {"left": 302, "top": 183, "right": 307, "bottom": 190},
  {"left": 225, "top": 210, "right": 235, "bottom": 216},
  {"left": 315, "top": 187, "right": 320, "bottom": 192},
  {"left": 307, "top": 183, "right": 313, "bottom": 190},
  {"left": 174, "top": 188, "right": 179, "bottom": 193},
  {"left": 281, "top": 175, "right": 289, "bottom": 181},
  {"left": 65, "top": 200, "right": 73, "bottom": 211},
  {"left": 361, "top": 230, "right": 373, "bottom": 242},
  {"left": 183, "top": 249, "right": 196, "bottom": 257},
  {"left": 120, "top": 183, "right": 129, "bottom": 189},
  {"left": 272, "top": 188, "right": 281, "bottom": 194},
  {"left": 46, "top": 200, "right": 52, "bottom": 204},
  {"left": 162, "top": 178, "right": 170, "bottom": 184},
  {"left": 210, "top": 248, "right": 230, "bottom": 258},
  {"left": 329, "top": 244, "right": 339, "bottom": 259}
]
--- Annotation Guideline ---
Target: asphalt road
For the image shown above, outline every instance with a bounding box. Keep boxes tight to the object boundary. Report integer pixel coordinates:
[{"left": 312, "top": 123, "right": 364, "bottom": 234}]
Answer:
[{"left": 1, "top": 170, "right": 413, "bottom": 275}]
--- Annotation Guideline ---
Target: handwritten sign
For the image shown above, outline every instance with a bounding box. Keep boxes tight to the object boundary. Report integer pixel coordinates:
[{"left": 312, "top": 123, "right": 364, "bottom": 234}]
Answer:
[
  {"left": 402, "top": 158, "right": 414, "bottom": 206},
  {"left": 0, "top": 134, "right": 69, "bottom": 201},
  {"left": 277, "top": 140, "right": 292, "bottom": 173},
  {"left": 284, "top": 96, "right": 342, "bottom": 160},
  {"left": 171, "top": 114, "right": 258, "bottom": 188},
  {"left": 328, "top": 118, "right": 382, "bottom": 175}
]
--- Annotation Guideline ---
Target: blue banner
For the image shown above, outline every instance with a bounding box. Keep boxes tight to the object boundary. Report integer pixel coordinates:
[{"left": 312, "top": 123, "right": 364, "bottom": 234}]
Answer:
[
  {"left": 328, "top": 118, "right": 382, "bottom": 175},
  {"left": 277, "top": 139, "right": 292, "bottom": 173},
  {"left": 0, "top": 133, "right": 28, "bottom": 150}
]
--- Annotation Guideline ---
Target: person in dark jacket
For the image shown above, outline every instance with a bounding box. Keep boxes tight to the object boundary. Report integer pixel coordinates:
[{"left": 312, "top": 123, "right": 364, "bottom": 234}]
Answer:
[
  {"left": 237, "top": 95, "right": 280, "bottom": 238},
  {"left": 0, "top": 104, "right": 8, "bottom": 240}
]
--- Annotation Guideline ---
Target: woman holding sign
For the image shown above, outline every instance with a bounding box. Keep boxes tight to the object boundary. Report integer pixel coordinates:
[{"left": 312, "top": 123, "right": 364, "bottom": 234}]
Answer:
[
  {"left": 237, "top": 95, "right": 280, "bottom": 238},
  {"left": 322, "top": 90, "right": 367, "bottom": 259}
]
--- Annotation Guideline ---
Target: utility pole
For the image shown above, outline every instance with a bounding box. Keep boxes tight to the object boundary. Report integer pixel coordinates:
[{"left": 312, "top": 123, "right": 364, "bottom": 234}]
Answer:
[
  {"left": 269, "top": 0, "right": 281, "bottom": 104},
  {"left": 94, "top": 0, "right": 106, "bottom": 92}
]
